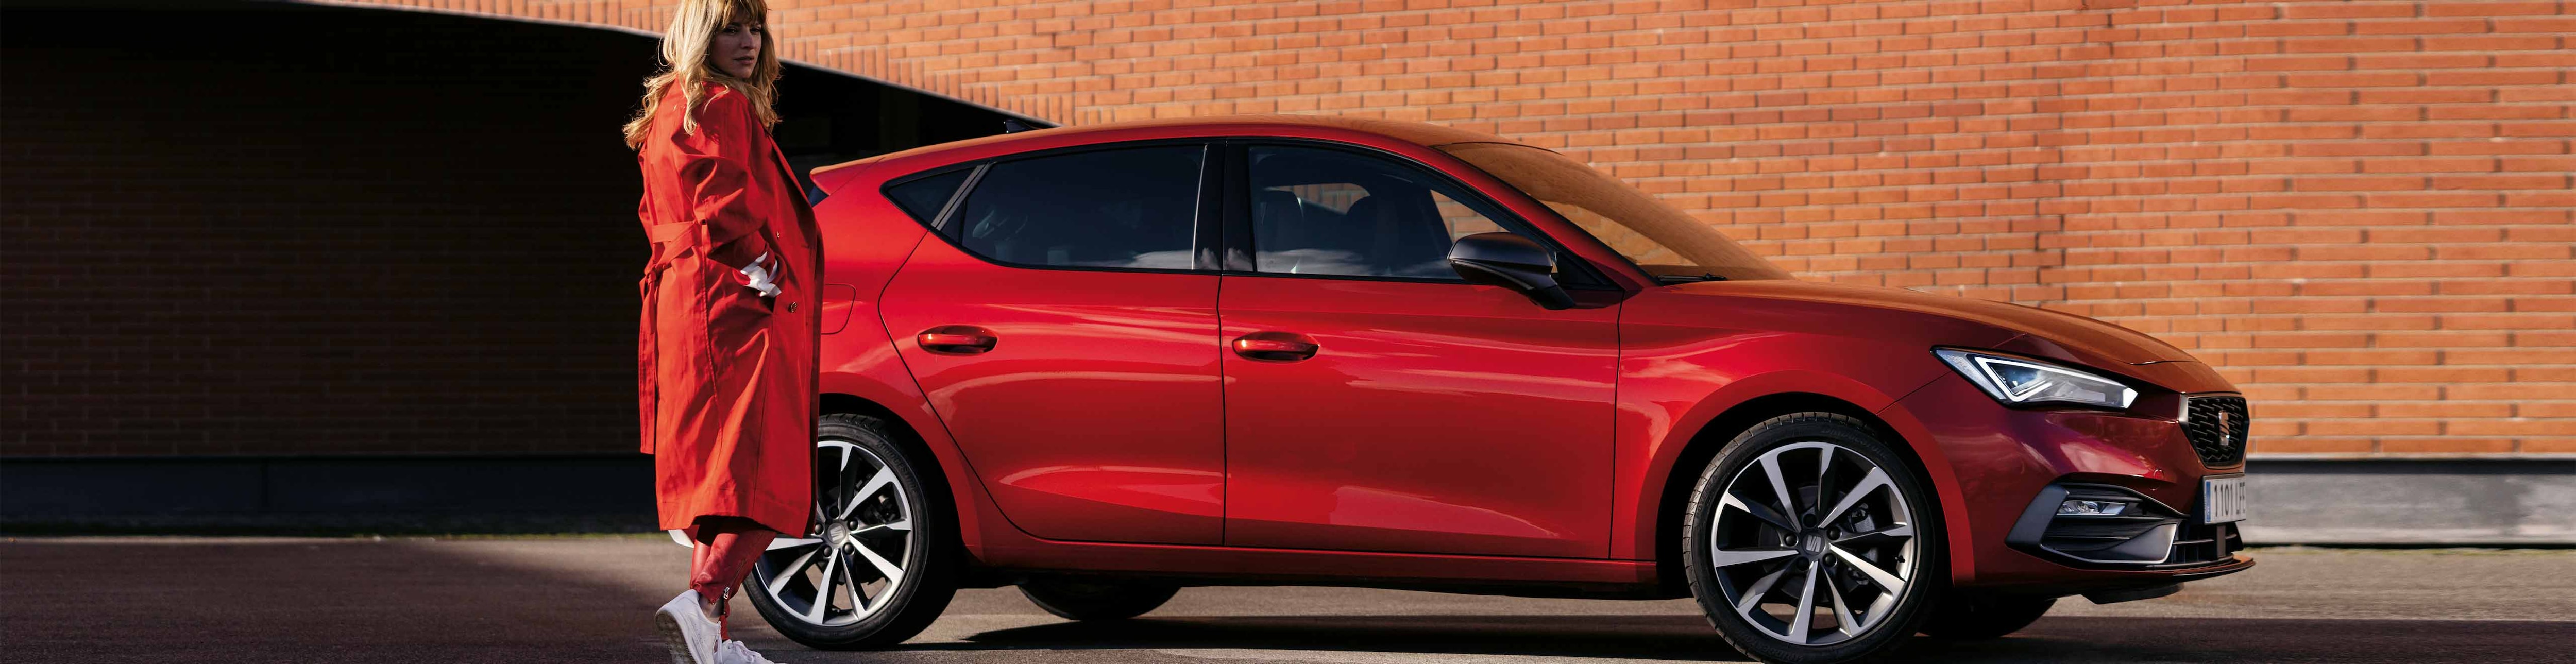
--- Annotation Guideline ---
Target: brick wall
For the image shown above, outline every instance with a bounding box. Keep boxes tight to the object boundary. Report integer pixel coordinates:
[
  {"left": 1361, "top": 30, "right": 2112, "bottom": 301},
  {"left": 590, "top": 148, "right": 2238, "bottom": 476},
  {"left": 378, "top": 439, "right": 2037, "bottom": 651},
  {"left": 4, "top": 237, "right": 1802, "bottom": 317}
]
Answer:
[
  {"left": 43, "top": 0, "right": 2576, "bottom": 457},
  {"left": 325, "top": 0, "right": 2576, "bottom": 456}
]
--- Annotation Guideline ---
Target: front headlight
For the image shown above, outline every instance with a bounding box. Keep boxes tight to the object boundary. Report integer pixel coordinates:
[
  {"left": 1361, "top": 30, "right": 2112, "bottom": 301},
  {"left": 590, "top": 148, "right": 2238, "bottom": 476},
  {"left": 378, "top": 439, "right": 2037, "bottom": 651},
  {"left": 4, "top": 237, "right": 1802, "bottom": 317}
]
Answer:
[{"left": 1934, "top": 348, "right": 2138, "bottom": 410}]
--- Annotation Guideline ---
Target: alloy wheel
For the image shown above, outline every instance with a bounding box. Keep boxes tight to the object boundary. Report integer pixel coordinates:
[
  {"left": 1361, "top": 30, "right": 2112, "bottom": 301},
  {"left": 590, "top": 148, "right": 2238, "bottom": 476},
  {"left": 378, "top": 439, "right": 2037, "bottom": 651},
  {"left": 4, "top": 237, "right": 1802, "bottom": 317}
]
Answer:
[
  {"left": 1706, "top": 440, "right": 1920, "bottom": 646},
  {"left": 751, "top": 439, "right": 914, "bottom": 627}
]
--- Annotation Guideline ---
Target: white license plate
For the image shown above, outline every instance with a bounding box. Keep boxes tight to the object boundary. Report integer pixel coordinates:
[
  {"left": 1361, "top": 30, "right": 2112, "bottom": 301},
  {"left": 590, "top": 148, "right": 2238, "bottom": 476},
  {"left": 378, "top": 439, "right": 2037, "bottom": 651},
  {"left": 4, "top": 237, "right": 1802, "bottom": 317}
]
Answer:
[{"left": 2202, "top": 474, "right": 2248, "bottom": 524}]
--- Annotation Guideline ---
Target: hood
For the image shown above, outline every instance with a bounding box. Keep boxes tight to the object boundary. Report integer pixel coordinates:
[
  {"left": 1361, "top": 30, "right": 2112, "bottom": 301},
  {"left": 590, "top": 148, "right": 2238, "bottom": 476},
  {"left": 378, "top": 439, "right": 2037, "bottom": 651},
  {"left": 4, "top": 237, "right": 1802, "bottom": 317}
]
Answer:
[{"left": 1667, "top": 280, "right": 2200, "bottom": 365}]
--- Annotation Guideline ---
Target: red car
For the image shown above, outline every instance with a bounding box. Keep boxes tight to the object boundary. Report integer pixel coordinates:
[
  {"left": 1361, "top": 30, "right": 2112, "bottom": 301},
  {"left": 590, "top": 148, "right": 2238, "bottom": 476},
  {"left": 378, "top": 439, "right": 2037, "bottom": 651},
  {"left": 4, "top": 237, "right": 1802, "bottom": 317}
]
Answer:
[{"left": 722, "top": 115, "right": 2253, "bottom": 663}]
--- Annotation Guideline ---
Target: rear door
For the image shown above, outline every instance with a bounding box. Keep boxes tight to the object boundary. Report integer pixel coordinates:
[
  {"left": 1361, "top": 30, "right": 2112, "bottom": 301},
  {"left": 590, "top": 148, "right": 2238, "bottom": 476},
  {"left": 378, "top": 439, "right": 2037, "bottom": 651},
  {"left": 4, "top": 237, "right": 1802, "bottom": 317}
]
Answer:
[{"left": 878, "top": 143, "right": 1226, "bottom": 545}]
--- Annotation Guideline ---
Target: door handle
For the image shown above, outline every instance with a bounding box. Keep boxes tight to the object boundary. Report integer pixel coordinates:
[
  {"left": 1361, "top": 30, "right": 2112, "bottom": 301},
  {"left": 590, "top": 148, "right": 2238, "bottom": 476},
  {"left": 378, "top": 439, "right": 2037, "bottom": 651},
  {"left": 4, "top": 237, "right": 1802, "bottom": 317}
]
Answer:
[
  {"left": 1232, "top": 331, "right": 1319, "bottom": 362},
  {"left": 918, "top": 325, "right": 997, "bottom": 354}
]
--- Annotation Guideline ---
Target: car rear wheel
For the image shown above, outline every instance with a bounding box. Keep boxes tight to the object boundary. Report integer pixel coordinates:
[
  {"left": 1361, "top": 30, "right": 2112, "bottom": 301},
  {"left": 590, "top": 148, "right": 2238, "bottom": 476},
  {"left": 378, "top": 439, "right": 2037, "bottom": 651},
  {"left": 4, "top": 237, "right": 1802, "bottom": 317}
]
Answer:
[
  {"left": 743, "top": 413, "right": 957, "bottom": 650},
  {"left": 1683, "top": 413, "right": 1942, "bottom": 663},
  {"left": 1017, "top": 576, "right": 1181, "bottom": 621},
  {"left": 1919, "top": 594, "right": 2054, "bottom": 639}
]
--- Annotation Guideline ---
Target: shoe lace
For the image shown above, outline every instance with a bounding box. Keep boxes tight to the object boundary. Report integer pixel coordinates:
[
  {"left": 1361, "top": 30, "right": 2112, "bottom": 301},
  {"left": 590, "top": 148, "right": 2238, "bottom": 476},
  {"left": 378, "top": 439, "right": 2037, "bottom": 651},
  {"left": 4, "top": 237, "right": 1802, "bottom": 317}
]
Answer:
[{"left": 716, "top": 639, "right": 779, "bottom": 664}]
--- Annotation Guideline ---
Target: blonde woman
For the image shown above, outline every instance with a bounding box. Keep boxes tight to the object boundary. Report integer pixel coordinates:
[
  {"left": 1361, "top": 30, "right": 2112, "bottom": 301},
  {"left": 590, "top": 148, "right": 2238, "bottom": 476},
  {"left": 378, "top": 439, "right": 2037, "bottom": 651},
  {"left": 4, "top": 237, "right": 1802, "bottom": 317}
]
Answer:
[{"left": 626, "top": 1, "right": 822, "bottom": 662}]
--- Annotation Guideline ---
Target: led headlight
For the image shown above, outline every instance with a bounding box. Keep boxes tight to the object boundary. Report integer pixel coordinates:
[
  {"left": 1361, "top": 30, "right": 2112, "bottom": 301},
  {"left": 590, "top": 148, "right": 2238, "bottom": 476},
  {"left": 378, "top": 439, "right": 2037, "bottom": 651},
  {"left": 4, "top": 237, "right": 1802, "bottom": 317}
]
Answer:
[{"left": 1935, "top": 348, "right": 2138, "bottom": 410}]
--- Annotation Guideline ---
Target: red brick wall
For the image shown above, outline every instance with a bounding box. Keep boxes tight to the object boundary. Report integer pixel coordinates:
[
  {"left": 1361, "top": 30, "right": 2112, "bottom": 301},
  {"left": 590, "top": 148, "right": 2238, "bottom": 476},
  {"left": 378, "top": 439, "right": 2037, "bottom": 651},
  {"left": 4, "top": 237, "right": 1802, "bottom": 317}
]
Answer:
[{"left": 280, "top": 1, "right": 2576, "bottom": 455}]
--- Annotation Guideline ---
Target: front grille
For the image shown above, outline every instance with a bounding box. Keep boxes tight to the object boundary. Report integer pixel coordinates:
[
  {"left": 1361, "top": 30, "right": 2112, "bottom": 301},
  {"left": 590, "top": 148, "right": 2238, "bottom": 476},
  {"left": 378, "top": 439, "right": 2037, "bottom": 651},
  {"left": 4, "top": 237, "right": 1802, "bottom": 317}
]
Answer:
[{"left": 2182, "top": 396, "right": 2250, "bottom": 467}]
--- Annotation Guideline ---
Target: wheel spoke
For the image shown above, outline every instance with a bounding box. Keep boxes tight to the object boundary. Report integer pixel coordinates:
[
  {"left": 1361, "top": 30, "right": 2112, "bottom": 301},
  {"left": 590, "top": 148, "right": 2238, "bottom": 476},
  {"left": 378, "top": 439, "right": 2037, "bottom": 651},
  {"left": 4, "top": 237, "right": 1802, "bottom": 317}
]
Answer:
[
  {"left": 1834, "top": 523, "right": 1913, "bottom": 548},
  {"left": 1815, "top": 447, "right": 1835, "bottom": 507},
  {"left": 765, "top": 547, "right": 821, "bottom": 596},
  {"left": 1826, "top": 571, "right": 1860, "bottom": 638},
  {"left": 854, "top": 519, "right": 912, "bottom": 536},
  {"left": 803, "top": 550, "right": 841, "bottom": 623},
  {"left": 1787, "top": 563, "right": 1819, "bottom": 645},
  {"left": 1829, "top": 544, "right": 1907, "bottom": 591},
  {"left": 852, "top": 537, "right": 907, "bottom": 586},
  {"left": 1721, "top": 492, "right": 1800, "bottom": 532},
  {"left": 838, "top": 550, "right": 868, "bottom": 616},
  {"left": 766, "top": 537, "right": 823, "bottom": 551},
  {"left": 1733, "top": 564, "right": 1792, "bottom": 618},
  {"left": 1708, "top": 547, "right": 1802, "bottom": 568},
  {"left": 1819, "top": 467, "right": 1890, "bottom": 526},
  {"left": 1758, "top": 453, "right": 1802, "bottom": 529},
  {"left": 828, "top": 444, "right": 854, "bottom": 519},
  {"left": 839, "top": 466, "right": 898, "bottom": 520}
]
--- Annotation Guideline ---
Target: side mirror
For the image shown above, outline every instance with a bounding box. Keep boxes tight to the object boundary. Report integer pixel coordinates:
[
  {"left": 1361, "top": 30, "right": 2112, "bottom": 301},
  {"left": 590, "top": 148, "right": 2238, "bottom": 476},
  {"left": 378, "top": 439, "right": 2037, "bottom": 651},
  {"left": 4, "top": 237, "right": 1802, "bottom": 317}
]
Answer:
[{"left": 1448, "top": 232, "right": 1575, "bottom": 310}]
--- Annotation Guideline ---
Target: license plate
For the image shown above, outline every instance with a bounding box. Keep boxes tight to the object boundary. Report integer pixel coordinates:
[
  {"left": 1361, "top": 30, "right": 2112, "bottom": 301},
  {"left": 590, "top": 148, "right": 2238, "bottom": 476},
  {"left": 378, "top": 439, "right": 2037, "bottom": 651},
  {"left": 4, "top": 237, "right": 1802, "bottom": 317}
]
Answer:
[{"left": 2201, "top": 474, "right": 2248, "bottom": 524}]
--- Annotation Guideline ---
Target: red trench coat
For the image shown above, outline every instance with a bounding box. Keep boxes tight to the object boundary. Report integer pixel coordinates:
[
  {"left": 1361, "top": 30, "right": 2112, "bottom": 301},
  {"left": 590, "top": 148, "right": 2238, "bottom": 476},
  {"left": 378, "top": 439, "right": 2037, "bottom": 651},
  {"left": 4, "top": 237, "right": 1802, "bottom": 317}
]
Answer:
[{"left": 634, "top": 81, "right": 821, "bottom": 537}]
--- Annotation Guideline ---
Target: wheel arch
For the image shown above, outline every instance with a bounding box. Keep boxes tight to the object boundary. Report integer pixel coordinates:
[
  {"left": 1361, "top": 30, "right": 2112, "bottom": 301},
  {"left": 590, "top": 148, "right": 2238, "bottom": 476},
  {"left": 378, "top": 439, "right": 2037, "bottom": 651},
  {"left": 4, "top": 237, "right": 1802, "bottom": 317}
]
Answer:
[
  {"left": 1648, "top": 390, "right": 1960, "bottom": 596},
  {"left": 816, "top": 387, "right": 988, "bottom": 560}
]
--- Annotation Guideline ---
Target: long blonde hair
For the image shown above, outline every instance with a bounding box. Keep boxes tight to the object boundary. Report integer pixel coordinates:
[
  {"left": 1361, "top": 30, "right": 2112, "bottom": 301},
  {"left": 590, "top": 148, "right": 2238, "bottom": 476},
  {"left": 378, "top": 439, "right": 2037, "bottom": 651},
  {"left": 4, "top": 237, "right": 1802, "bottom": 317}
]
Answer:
[{"left": 622, "top": 0, "right": 783, "bottom": 149}]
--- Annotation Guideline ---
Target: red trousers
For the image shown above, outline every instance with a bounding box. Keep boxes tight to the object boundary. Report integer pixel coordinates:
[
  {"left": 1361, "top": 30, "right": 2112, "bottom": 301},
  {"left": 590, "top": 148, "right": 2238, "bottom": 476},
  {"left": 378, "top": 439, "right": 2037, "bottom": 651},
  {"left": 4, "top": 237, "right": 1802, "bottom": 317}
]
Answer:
[{"left": 690, "top": 516, "right": 776, "bottom": 638}]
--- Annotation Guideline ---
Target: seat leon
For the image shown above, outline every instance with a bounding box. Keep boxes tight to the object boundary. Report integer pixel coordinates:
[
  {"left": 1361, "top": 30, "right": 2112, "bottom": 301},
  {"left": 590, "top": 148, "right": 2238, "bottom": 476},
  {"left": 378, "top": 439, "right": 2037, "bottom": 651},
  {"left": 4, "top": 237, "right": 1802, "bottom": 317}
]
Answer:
[{"left": 688, "top": 115, "right": 2254, "bottom": 664}]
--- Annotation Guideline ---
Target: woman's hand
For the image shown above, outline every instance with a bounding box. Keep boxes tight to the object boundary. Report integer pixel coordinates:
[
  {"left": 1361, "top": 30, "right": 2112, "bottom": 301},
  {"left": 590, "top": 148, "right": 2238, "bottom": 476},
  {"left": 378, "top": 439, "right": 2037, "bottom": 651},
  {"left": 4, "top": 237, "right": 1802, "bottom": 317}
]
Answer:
[{"left": 738, "top": 252, "right": 782, "bottom": 298}]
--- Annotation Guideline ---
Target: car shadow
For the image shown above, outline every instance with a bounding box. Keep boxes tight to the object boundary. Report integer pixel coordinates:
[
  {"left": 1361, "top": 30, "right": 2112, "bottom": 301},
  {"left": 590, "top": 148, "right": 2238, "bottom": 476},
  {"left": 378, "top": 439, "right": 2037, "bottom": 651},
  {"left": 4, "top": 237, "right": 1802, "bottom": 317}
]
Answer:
[{"left": 910, "top": 614, "right": 2576, "bottom": 663}]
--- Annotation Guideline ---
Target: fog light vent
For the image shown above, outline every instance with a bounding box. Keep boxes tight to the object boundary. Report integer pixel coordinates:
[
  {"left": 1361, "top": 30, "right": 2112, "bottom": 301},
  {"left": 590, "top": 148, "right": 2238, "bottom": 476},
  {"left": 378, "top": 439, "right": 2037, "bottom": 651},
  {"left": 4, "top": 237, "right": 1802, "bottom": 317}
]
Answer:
[{"left": 2057, "top": 499, "right": 2132, "bottom": 517}]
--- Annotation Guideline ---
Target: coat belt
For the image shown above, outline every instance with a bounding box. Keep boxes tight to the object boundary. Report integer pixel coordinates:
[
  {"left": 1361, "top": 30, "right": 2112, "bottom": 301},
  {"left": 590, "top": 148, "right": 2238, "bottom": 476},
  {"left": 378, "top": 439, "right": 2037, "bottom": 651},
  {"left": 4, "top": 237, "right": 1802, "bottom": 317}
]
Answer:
[{"left": 637, "top": 221, "right": 709, "bottom": 454}]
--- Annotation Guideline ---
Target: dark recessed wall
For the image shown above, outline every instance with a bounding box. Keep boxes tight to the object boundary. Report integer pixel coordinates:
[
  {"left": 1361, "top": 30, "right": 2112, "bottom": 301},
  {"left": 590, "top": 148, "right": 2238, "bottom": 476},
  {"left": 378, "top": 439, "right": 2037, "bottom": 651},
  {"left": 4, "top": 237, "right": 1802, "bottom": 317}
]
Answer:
[{"left": 0, "top": 2, "right": 1024, "bottom": 456}]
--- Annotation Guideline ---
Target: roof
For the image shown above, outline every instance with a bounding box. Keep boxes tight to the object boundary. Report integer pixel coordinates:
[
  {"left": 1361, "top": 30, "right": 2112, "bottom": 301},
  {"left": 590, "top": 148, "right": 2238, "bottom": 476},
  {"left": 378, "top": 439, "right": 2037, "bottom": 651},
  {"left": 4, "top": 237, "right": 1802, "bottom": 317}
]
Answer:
[{"left": 820, "top": 114, "right": 1536, "bottom": 179}]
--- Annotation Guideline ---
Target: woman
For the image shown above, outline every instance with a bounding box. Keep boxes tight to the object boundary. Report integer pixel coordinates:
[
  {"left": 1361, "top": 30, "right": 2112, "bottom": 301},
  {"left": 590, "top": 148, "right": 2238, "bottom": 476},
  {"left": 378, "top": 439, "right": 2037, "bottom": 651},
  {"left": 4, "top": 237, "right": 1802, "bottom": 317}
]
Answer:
[{"left": 624, "top": 1, "right": 821, "bottom": 662}]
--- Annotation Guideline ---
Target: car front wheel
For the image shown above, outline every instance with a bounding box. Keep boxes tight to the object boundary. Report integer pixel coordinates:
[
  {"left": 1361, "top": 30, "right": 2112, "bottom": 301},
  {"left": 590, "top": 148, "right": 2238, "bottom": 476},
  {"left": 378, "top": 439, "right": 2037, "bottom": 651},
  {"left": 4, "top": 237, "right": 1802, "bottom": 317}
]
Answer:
[
  {"left": 1683, "top": 413, "right": 1943, "bottom": 663},
  {"left": 742, "top": 413, "right": 957, "bottom": 650}
]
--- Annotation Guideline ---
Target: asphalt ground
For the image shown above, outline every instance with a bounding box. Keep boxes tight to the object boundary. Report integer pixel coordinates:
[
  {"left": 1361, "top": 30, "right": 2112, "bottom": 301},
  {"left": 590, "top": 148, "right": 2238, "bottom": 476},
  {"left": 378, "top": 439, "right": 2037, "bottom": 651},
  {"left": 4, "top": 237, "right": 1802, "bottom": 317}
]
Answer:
[{"left": 3, "top": 536, "right": 2571, "bottom": 663}]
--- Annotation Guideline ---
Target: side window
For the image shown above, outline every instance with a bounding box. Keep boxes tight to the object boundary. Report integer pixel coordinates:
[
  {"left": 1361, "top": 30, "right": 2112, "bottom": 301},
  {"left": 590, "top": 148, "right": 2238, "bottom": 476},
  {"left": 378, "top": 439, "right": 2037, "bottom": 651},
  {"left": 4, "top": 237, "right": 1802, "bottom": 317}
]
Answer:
[
  {"left": 1245, "top": 145, "right": 1515, "bottom": 280},
  {"left": 884, "top": 168, "right": 971, "bottom": 227},
  {"left": 950, "top": 145, "right": 1204, "bottom": 270}
]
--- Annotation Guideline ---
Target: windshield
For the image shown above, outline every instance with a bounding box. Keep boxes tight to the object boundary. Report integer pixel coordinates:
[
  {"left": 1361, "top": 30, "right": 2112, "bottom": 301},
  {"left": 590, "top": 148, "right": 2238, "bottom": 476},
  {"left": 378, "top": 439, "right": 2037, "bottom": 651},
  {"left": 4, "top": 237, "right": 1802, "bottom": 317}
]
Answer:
[{"left": 1438, "top": 142, "right": 1789, "bottom": 282}]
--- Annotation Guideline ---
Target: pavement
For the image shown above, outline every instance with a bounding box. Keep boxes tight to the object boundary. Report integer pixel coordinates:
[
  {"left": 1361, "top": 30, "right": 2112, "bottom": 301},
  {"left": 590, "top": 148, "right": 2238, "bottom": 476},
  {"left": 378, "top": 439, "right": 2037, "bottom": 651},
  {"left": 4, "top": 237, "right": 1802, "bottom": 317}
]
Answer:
[{"left": 3, "top": 536, "right": 2571, "bottom": 663}]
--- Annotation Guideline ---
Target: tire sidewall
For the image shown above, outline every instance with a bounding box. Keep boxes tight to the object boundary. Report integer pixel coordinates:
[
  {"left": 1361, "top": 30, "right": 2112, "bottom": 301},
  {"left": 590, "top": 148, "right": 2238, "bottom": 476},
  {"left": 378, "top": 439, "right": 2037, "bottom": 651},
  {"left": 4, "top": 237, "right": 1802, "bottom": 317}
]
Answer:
[
  {"left": 744, "top": 413, "right": 956, "bottom": 649},
  {"left": 1682, "top": 413, "right": 1945, "bottom": 663}
]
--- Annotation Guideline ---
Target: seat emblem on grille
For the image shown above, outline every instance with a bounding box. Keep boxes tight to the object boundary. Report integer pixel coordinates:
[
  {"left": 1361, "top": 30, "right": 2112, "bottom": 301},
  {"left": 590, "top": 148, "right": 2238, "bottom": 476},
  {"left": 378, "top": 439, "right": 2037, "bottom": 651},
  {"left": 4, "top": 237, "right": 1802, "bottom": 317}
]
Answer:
[{"left": 2216, "top": 411, "right": 2232, "bottom": 448}]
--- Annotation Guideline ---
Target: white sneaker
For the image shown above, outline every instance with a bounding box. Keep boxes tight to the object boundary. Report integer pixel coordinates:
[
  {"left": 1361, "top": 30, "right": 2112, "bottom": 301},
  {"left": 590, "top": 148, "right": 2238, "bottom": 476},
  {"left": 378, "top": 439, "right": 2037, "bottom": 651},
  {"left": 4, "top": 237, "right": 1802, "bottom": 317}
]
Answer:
[
  {"left": 653, "top": 590, "right": 721, "bottom": 664},
  {"left": 715, "top": 639, "right": 782, "bottom": 664}
]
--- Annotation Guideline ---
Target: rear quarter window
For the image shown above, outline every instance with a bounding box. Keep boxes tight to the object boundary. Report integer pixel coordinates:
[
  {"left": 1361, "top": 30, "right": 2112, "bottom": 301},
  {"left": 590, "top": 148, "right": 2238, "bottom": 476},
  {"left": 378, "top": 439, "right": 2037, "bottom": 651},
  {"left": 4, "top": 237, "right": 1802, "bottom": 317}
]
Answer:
[{"left": 883, "top": 168, "right": 972, "bottom": 227}]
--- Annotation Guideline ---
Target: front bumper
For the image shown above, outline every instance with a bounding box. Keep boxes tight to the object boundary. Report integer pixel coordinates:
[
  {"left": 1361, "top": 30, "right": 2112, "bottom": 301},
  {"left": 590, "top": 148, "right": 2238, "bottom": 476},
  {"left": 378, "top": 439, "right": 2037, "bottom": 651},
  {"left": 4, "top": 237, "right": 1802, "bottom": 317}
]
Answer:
[
  {"left": 1889, "top": 366, "right": 2253, "bottom": 592},
  {"left": 2005, "top": 482, "right": 2247, "bottom": 570}
]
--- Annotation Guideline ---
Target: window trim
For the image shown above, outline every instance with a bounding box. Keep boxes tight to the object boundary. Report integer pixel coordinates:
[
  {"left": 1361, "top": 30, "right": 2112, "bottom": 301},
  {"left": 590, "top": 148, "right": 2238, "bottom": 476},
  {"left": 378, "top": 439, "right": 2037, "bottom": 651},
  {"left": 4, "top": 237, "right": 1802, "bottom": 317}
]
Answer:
[
  {"left": 1218, "top": 138, "right": 1619, "bottom": 290},
  {"left": 880, "top": 139, "right": 1217, "bottom": 276}
]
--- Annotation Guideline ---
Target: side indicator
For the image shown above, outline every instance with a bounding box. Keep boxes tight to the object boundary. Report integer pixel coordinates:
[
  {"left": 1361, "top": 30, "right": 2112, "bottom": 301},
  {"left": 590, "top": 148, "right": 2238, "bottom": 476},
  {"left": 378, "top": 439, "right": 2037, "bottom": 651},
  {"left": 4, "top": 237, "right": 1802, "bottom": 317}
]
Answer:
[{"left": 819, "top": 283, "right": 858, "bottom": 335}]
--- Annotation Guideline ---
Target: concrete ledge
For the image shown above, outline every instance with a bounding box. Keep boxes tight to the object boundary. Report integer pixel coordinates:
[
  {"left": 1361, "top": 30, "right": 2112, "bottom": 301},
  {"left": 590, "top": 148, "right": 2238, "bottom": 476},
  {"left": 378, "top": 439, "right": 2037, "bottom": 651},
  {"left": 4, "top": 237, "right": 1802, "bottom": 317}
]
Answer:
[{"left": 2242, "top": 458, "right": 2576, "bottom": 546}]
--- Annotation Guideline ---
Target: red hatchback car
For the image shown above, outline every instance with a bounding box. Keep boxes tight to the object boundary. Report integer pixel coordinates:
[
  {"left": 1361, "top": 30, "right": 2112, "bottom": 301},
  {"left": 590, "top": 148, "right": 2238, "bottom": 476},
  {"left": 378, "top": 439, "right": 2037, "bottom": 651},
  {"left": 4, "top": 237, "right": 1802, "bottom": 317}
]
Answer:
[{"left": 717, "top": 115, "right": 2253, "bottom": 663}]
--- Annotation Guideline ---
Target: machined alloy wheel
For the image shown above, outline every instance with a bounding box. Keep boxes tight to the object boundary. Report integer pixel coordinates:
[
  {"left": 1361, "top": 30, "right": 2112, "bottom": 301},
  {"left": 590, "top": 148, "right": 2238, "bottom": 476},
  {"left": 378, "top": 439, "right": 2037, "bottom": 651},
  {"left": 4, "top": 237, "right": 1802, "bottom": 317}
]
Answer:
[
  {"left": 757, "top": 441, "right": 913, "bottom": 626},
  {"left": 744, "top": 413, "right": 956, "bottom": 650},
  {"left": 1685, "top": 413, "right": 1940, "bottom": 663}
]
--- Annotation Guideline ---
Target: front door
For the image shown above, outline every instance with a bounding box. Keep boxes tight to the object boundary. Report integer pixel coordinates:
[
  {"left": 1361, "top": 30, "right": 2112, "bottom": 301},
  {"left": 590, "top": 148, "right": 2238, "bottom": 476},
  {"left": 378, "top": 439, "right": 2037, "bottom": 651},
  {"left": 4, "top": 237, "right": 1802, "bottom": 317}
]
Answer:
[
  {"left": 879, "top": 143, "right": 1225, "bottom": 546},
  {"left": 1218, "top": 143, "right": 1619, "bottom": 558}
]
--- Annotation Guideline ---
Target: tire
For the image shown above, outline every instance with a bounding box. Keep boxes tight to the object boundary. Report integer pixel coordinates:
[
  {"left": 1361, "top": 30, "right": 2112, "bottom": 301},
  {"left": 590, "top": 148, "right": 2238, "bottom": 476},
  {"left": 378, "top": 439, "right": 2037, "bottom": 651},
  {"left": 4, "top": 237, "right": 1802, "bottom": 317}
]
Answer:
[
  {"left": 1919, "top": 594, "right": 2054, "bottom": 639},
  {"left": 1017, "top": 576, "right": 1181, "bottom": 621},
  {"left": 1683, "top": 413, "right": 1944, "bottom": 664},
  {"left": 743, "top": 413, "right": 958, "bottom": 650}
]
